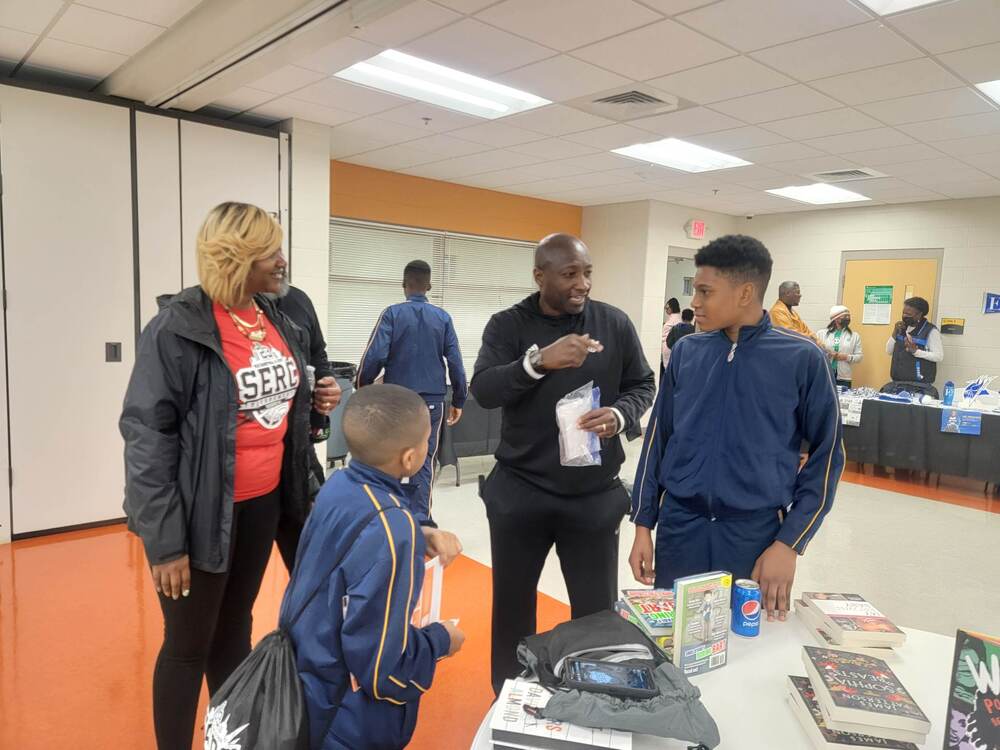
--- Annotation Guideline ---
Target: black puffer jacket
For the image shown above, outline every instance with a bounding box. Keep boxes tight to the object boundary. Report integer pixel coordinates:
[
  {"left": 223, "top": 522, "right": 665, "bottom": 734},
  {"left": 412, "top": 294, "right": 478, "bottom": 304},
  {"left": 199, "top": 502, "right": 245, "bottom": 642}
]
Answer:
[{"left": 120, "top": 286, "right": 313, "bottom": 573}]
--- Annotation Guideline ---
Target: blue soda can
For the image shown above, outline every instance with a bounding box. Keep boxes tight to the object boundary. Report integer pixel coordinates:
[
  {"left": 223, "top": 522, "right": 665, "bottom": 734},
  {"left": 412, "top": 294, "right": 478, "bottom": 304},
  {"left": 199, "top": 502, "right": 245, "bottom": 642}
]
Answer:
[{"left": 731, "top": 579, "right": 761, "bottom": 637}]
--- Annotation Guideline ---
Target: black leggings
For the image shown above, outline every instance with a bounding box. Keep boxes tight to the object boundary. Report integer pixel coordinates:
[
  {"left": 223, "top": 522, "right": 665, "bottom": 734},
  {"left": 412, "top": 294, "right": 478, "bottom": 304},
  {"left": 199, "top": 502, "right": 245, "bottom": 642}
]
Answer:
[{"left": 153, "top": 490, "right": 280, "bottom": 750}]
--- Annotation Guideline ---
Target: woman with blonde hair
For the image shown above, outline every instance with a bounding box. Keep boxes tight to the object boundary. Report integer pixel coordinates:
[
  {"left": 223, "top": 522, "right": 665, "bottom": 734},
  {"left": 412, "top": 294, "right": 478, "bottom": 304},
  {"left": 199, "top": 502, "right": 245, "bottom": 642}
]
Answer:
[{"left": 120, "top": 202, "right": 339, "bottom": 749}]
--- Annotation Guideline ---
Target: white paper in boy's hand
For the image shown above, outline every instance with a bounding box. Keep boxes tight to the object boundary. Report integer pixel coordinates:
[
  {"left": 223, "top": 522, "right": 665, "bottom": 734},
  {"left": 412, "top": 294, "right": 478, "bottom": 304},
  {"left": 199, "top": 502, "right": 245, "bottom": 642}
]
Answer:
[{"left": 411, "top": 556, "right": 444, "bottom": 628}]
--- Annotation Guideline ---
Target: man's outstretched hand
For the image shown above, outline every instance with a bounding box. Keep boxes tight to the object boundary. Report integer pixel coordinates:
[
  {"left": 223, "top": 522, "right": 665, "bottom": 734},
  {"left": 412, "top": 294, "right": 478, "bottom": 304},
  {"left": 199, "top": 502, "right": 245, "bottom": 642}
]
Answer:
[{"left": 751, "top": 540, "right": 797, "bottom": 621}]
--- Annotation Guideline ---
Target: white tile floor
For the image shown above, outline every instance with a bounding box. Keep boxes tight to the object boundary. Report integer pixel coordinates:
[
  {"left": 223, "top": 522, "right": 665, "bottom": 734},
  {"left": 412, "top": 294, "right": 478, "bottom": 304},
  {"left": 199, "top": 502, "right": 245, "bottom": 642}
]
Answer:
[{"left": 431, "top": 442, "right": 1000, "bottom": 637}]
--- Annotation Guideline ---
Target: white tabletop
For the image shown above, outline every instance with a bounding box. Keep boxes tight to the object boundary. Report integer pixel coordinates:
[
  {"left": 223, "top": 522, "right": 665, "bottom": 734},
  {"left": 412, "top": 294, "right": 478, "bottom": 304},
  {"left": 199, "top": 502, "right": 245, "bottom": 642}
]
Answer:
[{"left": 470, "top": 617, "right": 954, "bottom": 749}]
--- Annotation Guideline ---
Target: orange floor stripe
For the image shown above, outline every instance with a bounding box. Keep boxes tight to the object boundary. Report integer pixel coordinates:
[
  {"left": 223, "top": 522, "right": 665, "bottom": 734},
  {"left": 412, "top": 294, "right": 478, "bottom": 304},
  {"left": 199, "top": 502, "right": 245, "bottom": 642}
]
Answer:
[{"left": 0, "top": 526, "right": 569, "bottom": 750}]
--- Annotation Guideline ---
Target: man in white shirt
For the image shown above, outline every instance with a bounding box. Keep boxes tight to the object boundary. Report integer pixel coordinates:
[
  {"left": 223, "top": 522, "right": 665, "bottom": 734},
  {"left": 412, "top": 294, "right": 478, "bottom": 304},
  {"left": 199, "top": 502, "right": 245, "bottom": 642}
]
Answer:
[{"left": 885, "top": 296, "right": 943, "bottom": 397}]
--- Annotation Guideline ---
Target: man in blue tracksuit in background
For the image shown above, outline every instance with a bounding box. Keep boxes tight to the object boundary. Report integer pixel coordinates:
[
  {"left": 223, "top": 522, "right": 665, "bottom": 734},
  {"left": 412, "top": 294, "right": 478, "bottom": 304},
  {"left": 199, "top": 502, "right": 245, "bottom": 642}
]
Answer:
[
  {"left": 629, "top": 235, "right": 844, "bottom": 622},
  {"left": 357, "top": 260, "right": 467, "bottom": 527}
]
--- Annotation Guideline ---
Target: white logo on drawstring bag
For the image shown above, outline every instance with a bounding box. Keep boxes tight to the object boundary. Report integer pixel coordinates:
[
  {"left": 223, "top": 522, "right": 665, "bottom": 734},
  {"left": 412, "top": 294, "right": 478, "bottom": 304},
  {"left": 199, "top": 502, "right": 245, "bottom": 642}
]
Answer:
[{"left": 204, "top": 701, "right": 250, "bottom": 750}]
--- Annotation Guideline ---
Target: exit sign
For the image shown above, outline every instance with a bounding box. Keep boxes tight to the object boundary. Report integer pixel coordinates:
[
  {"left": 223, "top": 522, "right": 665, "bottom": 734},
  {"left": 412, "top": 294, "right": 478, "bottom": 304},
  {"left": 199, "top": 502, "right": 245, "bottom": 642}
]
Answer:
[{"left": 685, "top": 219, "right": 706, "bottom": 240}]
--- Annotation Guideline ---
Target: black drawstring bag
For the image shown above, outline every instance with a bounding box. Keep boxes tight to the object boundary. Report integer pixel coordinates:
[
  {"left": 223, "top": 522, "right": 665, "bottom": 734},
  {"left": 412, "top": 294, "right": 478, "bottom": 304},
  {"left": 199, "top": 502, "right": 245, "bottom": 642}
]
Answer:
[{"left": 203, "top": 508, "right": 383, "bottom": 750}]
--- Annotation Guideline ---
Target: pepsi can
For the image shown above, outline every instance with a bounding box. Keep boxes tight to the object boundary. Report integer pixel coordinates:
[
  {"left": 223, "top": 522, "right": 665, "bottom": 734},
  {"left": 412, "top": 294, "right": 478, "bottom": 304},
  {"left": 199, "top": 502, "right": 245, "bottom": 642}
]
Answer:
[{"left": 731, "top": 579, "right": 761, "bottom": 637}]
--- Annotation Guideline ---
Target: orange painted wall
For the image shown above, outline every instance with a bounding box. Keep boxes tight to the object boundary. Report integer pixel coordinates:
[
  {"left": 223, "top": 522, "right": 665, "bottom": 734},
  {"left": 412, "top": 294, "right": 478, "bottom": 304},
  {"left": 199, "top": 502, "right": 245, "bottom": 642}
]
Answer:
[{"left": 330, "top": 160, "right": 582, "bottom": 242}]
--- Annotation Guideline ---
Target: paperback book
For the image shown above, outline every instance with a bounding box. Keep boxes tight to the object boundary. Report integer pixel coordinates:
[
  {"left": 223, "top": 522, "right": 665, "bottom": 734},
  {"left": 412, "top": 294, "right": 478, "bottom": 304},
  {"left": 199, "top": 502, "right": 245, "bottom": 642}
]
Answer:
[
  {"left": 619, "top": 588, "right": 674, "bottom": 635},
  {"left": 672, "top": 571, "right": 731, "bottom": 677},
  {"left": 944, "top": 629, "right": 1000, "bottom": 750},
  {"left": 802, "top": 593, "right": 906, "bottom": 648}
]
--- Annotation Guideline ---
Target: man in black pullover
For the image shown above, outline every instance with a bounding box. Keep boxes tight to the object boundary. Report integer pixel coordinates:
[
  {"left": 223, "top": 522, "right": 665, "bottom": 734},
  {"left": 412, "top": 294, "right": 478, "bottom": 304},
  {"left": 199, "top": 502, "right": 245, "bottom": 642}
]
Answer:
[{"left": 471, "top": 233, "right": 656, "bottom": 694}]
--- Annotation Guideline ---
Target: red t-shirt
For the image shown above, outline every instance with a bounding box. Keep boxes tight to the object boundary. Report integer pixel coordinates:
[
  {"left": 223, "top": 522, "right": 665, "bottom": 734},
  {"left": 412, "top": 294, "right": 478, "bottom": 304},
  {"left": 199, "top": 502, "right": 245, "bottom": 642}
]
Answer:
[{"left": 213, "top": 302, "right": 300, "bottom": 501}]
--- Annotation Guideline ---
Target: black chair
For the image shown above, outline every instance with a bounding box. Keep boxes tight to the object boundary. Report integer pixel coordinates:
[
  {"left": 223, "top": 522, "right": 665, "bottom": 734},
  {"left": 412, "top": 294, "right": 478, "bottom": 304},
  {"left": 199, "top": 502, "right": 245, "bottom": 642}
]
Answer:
[{"left": 438, "top": 392, "right": 501, "bottom": 485}]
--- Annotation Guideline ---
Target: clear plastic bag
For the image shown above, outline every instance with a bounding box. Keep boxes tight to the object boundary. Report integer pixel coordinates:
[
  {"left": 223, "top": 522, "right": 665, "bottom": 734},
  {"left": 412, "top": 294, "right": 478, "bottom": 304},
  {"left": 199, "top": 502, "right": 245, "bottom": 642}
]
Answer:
[{"left": 556, "top": 381, "right": 602, "bottom": 467}]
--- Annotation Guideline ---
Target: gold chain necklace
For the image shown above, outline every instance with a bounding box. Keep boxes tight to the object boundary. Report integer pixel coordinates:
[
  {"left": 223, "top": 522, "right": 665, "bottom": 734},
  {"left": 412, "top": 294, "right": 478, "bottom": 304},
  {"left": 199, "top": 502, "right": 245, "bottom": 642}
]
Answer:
[{"left": 226, "top": 301, "right": 267, "bottom": 342}]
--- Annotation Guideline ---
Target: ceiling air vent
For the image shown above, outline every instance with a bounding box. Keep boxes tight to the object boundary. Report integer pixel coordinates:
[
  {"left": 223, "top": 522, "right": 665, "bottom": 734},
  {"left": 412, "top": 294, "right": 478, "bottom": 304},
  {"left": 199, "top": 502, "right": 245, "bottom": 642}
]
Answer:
[
  {"left": 593, "top": 90, "right": 665, "bottom": 106},
  {"left": 809, "top": 168, "right": 888, "bottom": 183},
  {"left": 567, "top": 84, "right": 686, "bottom": 122}
]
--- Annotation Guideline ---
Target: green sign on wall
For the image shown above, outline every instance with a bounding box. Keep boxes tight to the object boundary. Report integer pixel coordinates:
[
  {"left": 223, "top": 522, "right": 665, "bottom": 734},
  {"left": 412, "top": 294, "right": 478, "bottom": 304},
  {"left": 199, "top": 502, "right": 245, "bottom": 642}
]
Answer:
[{"left": 863, "top": 285, "right": 893, "bottom": 305}]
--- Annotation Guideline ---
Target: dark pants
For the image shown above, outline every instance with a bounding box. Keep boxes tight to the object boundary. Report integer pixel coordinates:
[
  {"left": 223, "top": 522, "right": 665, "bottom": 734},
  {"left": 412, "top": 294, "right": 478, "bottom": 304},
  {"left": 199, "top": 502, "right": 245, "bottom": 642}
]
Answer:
[
  {"left": 482, "top": 465, "right": 629, "bottom": 696},
  {"left": 653, "top": 501, "right": 782, "bottom": 589},
  {"left": 153, "top": 490, "right": 280, "bottom": 750},
  {"left": 409, "top": 398, "right": 444, "bottom": 523},
  {"left": 275, "top": 449, "right": 328, "bottom": 573}
]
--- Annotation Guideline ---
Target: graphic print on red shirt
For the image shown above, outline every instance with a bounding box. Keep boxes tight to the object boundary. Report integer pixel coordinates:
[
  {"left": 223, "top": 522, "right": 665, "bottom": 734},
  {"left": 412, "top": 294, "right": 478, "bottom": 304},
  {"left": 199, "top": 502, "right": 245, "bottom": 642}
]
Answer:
[{"left": 213, "top": 302, "right": 300, "bottom": 501}]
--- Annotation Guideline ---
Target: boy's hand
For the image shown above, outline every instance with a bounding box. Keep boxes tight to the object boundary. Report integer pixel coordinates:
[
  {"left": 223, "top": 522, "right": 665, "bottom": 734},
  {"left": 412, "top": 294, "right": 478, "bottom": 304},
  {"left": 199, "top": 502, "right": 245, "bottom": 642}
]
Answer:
[
  {"left": 751, "top": 541, "right": 797, "bottom": 621},
  {"left": 422, "top": 528, "right": 462, "bottom": 567},
  {"left": 443, "top": 620, "right": 465, "bottom": 657},
  {"left": 628, "top": 527, "right": 655, "bottom": 585},
  {"left": 447, "top": 406, "right": 463, "bottom": 426}
]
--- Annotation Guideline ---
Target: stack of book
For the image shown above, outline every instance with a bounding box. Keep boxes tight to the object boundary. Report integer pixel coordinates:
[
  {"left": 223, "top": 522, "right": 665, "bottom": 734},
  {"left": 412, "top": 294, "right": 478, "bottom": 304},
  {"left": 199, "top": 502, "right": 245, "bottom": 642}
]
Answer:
[
  {"left": 795, "top": 593, "right": 905, "bottom": 658},
  {"left": 613, "top": 588, "right": 674, "bottom": 656},
  {"left": 794, "top": 646, "right": 931, "bottom": 747},
  {"left": 490, "top": 679, "right": 632, "bottom": 750}
]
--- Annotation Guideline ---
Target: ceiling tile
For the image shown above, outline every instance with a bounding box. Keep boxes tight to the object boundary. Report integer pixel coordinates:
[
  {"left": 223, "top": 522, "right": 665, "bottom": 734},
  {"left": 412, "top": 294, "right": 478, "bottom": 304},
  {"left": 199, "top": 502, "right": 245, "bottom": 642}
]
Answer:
[
  {"left": 0, "top": 25, "right": 35, "bottom": 61},
  {"left": 49, "top": 5, "right": 165, "bottom": 56},
  {"left": 348, "top": 143, "right": 445, "bottom": 170},
  {"left": 686, "top": 126, "right": 789, "bottom": 151},
  {"left": 933, "top": 133, "right": 1000, "bottom": 157},
  {"left": 887, "top": 0, "right": 1000, "bottom": 54},
  {"left": 291, "top": 77, "right": 409, "bottom": 115},
  {"left": 403, "top": 133, "right": 490, "bottom": 157},
  {"left": 938, "top": 42, "right": 1000, "bottom": 85},
  {"left": 458, "top": 169, "right": 546, "bottom": 189},
  {"left": 730, "top": 142, "right": 826, "bottom": 164},
  {"left": 403, "top": 18, "right": 554, "bottom": 78},
  {"left": 434, "top": 0, "right": 499, "bottom": 12},
  {"left": 677, "top": 0, "right": 871, "bottom": 53},
  {"left": 212, "top": 87, "right": 274, "bottom": 113},
  {"left": 810, "top": 58, "right": 963, "bottom": 106},
  {"left": 352, "top": 0, "right": 461, "bottom": 47},
  {"left": 502, "top": 104, "right": 615, "bottom": 136},
  {"left": 295, "top": 37, "right": 382, "bottom": 75},
  {"left": 376, "top": 101, "right": 483, "bottom": 131},
  {"left": 26, "top": 37, "right": 127, "bottom": 78},
  {"left": 750, "top": 22, "right": 920, "bottom": 82},
  {"left": 572, "top": 20, "right": 735, "bottom": 81},
  {"left": 899, "top": 112, "right": 1000, "bottom": 142},
  {"left": 645, "top": 57, "right": 793, "bottom": 105},
  {"left": 329, "top": 117, "right": 429, "bottom": 157},
  {"left": 711, "top": 85, "right": 841, "bottom": 124},
  {"left": 858, "top": 88, "right": 996, "bottom": 126},
  {"left": 837, "top": 142, "right": 944, "bottom": 166},
  {"left": 401, "top": 148, "right": 542, "bottom": 179},
  {"left": 252, "top": 97, "right": 360, "bottom": 127},
  {"left": 880, "top": 190, "right": 947, "bottom": 204},
  {"left": 637, "top": 0, "right": 718, "bottom": 13},
  {"left": 74, "top": 0, "right": 203, "bottom": 27},
  {"left": 931, "top": 180, "right": 1000, "bottom": 199},
  {"left": 804, "top": 127, "right": 916, "bottom": 154},
  {"left": 761, "top": 108, "right": 882, "bottom": 140},
  {"left": 887, "top": 157, "right": 989, "bottom": 180},
  {"left": 0, "top": 0, "right": 64, "bottom": 34},
  {"left": 766, "top": 155, "right": 859, "bottom": 175},
  {"left": 562, "top": 123, "right": 657, "bottom": 149},
  {"left": 250, "top": 65, "right": 326, "bottom": 95},
  {"left": 448, "top": 120, "right": 546, "bottom": 146},
  {"left": 506, "top": 138, "right": 599, "bottom": 162},
  {"left": 556, "top": 152, "right": 640, "bottom": 171},
  {"left": 476, "top": 0, "right": 661, "bottom": 51},
  {"left": 723, "top": 164, "right": 797, "bottom": 188},
  {"left": 494, "top": 55, "right": 630, "bottom": 102},
  {"left": 632, "top": 106, "right": 742, "bottom": 137}
]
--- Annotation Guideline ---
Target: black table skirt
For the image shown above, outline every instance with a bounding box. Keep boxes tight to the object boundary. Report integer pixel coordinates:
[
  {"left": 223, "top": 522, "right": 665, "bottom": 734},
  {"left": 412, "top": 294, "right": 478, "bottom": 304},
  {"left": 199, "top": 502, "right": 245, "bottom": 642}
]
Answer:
[{"left": 843, "top": 399, "right": 1000, "bottom": 483}]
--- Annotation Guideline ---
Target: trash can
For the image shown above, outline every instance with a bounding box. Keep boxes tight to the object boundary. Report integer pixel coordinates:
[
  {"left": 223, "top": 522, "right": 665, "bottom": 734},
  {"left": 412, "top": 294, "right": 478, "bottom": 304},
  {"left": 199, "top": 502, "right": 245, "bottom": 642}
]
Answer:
[{"left": 327, "top": 362, "right": 356, "bottom": 464}]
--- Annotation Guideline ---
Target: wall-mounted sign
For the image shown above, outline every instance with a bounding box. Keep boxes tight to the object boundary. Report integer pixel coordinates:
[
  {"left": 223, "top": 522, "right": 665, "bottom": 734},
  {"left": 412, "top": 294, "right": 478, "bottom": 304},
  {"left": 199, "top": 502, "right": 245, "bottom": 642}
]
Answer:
[
  {"left": 984, "top": 292, "right": 1000, "bottom": 314},
  {"left": 685, "top": 219, "right": 706, "bottom": 241},
  {"left": 941, "top": 408, "right": 982, "bottom": 436},
  {"left": 940, "top": 317, "right": 966, "bottom": 335},
  {"left": 863, "top": 285, "right": 893, "bottom": 325}
]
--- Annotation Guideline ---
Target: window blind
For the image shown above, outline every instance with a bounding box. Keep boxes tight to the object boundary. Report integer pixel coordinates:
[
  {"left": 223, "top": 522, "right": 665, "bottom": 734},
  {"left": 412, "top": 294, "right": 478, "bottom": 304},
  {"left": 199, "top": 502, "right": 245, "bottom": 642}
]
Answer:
[{"left": 327, "top": 218, "right": 535, "bottom": 377}]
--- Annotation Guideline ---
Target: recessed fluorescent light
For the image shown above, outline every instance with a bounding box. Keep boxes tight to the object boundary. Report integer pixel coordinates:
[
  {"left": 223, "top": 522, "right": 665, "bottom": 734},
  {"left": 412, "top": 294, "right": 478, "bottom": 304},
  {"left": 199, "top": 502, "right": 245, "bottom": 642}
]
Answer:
[
  {"left": 612, "top": 137, "right": 751, "bottom": 173},
  {"left": 335, "top": 49, "right": 550, "bottom": 119},
  {"left": 854, "top": 0, "right": 947, "bottom": 14},
  {"left": 977, "top": 80, "right": 1000, "bottom": 106},
  {"left": 767, "top": 183, "right": 872, "bottom": 205}
]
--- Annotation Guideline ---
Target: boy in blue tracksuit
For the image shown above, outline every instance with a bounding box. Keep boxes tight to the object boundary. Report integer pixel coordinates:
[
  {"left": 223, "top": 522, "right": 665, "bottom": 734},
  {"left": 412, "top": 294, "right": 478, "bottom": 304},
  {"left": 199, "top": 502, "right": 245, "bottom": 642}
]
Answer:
[
  {"left": 629, "top": 235, "right": 844, "bottom": 622},
  {"left": 284, "top": 384, "right": 465, "bottom": 750},
  {"left": 356, "top": 260, "right": 467, "bottom": 526}
]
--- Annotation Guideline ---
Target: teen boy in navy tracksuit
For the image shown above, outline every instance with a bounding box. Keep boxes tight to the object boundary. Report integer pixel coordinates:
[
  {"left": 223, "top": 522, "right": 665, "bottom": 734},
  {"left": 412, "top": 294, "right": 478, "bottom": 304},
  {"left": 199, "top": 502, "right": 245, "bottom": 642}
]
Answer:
[
  {"left": 357, "top": 260, "right": 467, "bottom": 526},
  {"left": 629, "top": 235, "right": 844, "bottom": 621},
  {"left": 285, "top": 384, "right": 464, "bottom": 750}
]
